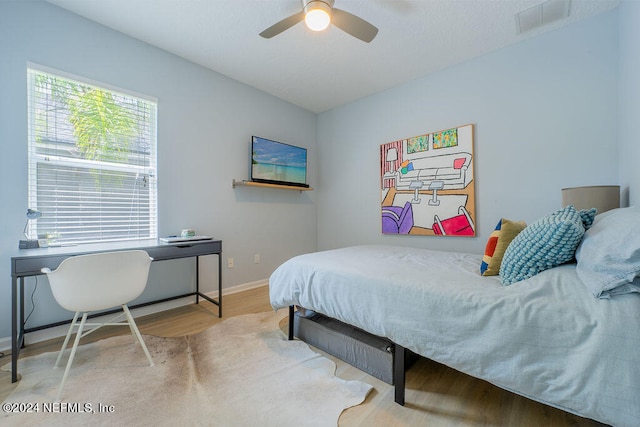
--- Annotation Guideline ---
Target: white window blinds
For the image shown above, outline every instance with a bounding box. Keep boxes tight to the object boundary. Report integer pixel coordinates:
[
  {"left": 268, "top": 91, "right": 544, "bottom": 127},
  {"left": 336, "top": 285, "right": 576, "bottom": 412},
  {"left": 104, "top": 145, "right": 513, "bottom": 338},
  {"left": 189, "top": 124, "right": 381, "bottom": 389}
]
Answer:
[{"left": 27, "top": 66, "right": 158, "bottom": 244}]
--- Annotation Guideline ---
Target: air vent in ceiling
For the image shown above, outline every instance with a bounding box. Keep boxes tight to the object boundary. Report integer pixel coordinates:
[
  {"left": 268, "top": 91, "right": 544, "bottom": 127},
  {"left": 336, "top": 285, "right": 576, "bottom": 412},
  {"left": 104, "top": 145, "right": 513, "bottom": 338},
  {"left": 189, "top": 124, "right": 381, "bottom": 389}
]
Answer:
[{"left": 516, "top": 0, "right": 571, "bottom": 34}]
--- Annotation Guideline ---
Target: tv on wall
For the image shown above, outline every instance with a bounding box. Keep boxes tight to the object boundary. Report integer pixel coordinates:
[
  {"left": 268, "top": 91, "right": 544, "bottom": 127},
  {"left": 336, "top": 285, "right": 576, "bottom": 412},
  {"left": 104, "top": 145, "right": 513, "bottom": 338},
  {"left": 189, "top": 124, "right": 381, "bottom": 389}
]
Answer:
[{"left": 250, "top": 136, "right": 309, "bottom": 187}]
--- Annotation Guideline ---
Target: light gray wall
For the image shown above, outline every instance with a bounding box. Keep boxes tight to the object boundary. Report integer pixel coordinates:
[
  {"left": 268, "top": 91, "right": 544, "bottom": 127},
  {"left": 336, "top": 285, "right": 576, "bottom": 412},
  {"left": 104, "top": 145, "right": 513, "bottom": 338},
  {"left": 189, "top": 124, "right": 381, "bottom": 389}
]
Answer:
[
  {"left": 316, "top": 10, "right": 620, "bottom": 254},
  {"left": 0, "top": 2, "right": 317, "bottom": 337},
  {"left": 618, "top": 0, "right": 640, "bottom": 206}
]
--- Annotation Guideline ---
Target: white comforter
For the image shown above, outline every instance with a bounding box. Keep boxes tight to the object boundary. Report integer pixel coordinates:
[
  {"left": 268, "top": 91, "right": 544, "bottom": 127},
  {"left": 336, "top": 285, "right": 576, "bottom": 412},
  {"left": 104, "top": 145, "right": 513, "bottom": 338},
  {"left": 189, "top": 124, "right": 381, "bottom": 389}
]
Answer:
[{"left": 269, "top": 245, "right": 640, "bottom": 427}]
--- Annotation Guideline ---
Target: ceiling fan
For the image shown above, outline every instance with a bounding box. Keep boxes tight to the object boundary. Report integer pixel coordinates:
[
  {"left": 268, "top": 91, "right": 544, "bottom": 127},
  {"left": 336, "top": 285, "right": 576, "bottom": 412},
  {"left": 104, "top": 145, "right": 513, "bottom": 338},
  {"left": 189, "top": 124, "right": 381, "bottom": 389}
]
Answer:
[{"left": 259, "top": 0, "right": 378, "bottom": 43}]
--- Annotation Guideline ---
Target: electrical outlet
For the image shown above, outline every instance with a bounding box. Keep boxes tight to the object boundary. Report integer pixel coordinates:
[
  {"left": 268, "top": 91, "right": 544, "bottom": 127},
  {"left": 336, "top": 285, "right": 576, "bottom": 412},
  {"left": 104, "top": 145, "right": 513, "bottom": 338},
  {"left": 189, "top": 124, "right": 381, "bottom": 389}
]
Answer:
[
  {"left": 254, "top": 253, "right": 261, "bottom": 264},
  {"left": 227, "top": 257, "right": 234, "bottom": 268}
]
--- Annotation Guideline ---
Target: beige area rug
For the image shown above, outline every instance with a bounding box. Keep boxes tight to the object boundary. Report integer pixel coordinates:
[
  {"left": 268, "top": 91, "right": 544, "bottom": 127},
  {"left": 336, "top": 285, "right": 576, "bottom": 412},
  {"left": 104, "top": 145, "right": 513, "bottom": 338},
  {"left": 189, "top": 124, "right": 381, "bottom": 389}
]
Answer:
[{"left": 1, "top": 311, "right": 372, "bottom": 426}]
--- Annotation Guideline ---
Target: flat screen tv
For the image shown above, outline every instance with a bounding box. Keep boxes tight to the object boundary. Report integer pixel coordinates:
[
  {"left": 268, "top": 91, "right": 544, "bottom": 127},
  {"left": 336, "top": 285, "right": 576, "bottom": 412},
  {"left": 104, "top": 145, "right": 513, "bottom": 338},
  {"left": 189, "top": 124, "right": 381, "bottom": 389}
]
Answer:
[{"left": 250, "top": 136, "right": 308, "bottom": 187}]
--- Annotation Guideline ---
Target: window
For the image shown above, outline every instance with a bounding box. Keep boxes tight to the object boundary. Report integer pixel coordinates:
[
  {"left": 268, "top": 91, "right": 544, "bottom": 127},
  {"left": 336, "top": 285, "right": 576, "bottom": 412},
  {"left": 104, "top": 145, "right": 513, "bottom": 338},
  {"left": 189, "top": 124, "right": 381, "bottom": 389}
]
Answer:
[{"left": 27, "top": 66, "right": 157, "bottom": 244}]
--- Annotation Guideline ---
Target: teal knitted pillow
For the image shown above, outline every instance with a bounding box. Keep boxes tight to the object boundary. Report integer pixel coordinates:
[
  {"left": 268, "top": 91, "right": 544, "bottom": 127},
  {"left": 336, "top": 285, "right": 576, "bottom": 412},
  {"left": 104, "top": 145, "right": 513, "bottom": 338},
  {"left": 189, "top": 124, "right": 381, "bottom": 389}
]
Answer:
[{"left": 500, "top": 206, "right": 596, "bottom": 285}]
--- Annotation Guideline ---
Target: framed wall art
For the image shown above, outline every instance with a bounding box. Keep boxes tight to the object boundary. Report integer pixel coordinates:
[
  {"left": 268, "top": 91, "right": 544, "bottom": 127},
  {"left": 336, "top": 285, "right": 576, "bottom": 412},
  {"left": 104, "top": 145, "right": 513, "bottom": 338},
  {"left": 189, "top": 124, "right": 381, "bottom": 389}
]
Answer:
[{"left": 380, "top": 124, "right": 475, "bottom": 236}]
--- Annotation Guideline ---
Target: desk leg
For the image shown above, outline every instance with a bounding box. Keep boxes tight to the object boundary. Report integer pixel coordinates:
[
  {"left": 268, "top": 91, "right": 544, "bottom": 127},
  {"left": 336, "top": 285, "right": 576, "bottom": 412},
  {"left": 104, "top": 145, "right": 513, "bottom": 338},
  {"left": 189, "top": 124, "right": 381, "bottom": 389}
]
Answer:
[
  {"left": 215, "top": 253, "right": 222, "bottom": 318},
  {"left": 195, "top": 256, "right": 200, "bottom": 304},
  {"left": 11, "top": 276, "right": 19, "bottom": 383},
  {"left": 20, "top": 278, "right": 24, "bottom": 349},
  {"left": 193, "top": 254, "right": 222, "bottom": 318},
  {"left": 218, "top": 253, "right": 222, "bottom": 318}
]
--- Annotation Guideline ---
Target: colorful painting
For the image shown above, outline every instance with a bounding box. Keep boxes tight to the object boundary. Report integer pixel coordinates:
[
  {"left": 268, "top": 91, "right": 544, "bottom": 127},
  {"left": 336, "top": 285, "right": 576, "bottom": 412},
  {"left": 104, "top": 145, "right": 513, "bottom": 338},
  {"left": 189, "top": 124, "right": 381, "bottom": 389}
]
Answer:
[
  {"left": 380, "top": 124, "right": 475, "bottom": 237},
  {"left": 433, "top": 128, "right": 458, "bottom": 149},
  {"left": 407, "top": 134, "right": 429, "bottom": 154}
]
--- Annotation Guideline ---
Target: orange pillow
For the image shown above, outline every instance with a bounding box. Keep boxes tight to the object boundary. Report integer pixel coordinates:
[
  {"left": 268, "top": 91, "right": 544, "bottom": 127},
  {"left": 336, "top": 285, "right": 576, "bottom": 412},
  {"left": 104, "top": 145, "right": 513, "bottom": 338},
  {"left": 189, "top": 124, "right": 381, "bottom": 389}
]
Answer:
[{"left": 480, "top": 218, "right": 526, "bottom": 276}]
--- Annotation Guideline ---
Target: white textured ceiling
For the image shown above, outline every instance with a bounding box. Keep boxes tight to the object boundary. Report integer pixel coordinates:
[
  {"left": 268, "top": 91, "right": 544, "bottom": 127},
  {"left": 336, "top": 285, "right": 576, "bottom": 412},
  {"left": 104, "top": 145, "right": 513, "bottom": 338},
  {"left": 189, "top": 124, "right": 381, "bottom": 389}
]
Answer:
[{"left": 46, "top": 0, "right": 619, "bottom": 113}]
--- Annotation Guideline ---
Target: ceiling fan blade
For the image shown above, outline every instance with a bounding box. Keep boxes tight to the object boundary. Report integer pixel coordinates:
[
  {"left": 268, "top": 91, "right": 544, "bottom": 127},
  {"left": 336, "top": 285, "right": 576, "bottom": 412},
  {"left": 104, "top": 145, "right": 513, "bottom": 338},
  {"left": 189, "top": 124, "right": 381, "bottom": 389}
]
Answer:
[
  {"left": 332, "top": 8, "right": 378, "bottom": 43},
  {"left": 259, "top": 11, "right": 305, "bottom": 39}
]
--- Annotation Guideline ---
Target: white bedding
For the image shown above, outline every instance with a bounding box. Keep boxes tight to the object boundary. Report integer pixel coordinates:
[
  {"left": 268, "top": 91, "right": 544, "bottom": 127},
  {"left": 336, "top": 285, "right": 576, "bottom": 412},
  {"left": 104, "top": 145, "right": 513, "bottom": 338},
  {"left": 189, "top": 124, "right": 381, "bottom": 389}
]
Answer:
[{"left": 269, "top": 245, "right": 640, "bottom": 427}]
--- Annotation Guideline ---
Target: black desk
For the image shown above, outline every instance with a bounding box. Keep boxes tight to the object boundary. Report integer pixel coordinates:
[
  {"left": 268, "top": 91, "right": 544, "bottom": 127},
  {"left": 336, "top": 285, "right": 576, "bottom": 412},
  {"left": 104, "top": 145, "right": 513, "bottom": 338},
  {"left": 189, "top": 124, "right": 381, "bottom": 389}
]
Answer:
[{"left": 10, "top": 238, "right": 222, "bottom": 383}]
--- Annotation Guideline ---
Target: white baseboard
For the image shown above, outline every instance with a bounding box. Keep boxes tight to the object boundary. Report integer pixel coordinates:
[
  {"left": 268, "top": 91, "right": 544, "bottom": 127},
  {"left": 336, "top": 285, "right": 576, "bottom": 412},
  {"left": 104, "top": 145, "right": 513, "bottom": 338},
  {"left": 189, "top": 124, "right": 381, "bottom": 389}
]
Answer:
[
  {"left": 211, "top": 278, "right": 268, "bottom": 297},
  {"left": 0, "top": 279, "right": 269, "bottom": 353}
]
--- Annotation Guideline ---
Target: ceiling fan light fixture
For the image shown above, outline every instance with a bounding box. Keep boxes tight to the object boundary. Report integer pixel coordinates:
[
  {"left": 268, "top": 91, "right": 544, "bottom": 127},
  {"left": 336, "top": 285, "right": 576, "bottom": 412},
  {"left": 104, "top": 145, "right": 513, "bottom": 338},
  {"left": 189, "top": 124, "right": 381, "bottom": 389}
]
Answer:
[
  {"left": 260, "top": 0, "right": 377, "bottom": 43},
  {"left": 304, "top": 1, "right": 332, "bottom": 32}
]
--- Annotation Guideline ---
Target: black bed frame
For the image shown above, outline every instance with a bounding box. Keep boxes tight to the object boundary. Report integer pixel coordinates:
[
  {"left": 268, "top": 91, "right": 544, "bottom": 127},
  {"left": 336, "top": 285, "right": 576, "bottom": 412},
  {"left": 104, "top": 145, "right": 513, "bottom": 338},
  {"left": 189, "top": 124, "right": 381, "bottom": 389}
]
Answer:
[{"left": 288, "top": 306, "right": 406, "bottom": 405}]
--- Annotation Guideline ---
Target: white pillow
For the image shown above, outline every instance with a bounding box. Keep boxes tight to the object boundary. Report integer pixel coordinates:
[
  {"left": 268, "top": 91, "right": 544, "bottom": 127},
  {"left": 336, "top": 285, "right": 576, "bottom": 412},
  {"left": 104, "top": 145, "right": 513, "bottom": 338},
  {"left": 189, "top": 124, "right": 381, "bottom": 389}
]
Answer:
[{"left": 575, "top": 206, "right": 640, "bottom": 298}]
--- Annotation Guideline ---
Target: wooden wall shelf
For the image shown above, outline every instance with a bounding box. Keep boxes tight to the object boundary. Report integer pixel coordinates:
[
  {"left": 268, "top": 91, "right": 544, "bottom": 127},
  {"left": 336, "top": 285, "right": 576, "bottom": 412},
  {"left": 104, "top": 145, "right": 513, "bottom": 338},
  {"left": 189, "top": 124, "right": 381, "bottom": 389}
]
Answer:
[{"left": 232, "top": 179, "right": 313, "bottom": 192}]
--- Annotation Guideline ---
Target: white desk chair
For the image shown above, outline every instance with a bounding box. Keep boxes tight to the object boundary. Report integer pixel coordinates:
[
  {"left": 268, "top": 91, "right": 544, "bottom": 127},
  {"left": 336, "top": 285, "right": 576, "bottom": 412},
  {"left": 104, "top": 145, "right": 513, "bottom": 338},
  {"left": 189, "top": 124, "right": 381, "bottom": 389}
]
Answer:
[{"left": 41, "top": 250, "right": 154, "bottom": 400}]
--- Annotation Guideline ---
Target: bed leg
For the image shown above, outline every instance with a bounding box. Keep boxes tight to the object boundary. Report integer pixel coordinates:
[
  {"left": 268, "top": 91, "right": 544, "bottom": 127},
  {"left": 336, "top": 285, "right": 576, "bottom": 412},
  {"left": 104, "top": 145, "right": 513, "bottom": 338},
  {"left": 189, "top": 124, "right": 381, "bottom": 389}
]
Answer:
[
  {"left": 288, "top": 305, "right": 294, "bottom": 340},
  {"left": 394, "top": 344, "right": 406, "bottom": 406}
]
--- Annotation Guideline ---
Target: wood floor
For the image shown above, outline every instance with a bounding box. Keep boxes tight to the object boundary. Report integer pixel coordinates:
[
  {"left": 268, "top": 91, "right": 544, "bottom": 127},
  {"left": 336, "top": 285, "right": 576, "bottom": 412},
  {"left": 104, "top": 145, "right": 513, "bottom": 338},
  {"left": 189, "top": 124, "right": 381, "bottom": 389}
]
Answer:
[{"left": 0, "top": 285, "right": 606, "bottom": 426}]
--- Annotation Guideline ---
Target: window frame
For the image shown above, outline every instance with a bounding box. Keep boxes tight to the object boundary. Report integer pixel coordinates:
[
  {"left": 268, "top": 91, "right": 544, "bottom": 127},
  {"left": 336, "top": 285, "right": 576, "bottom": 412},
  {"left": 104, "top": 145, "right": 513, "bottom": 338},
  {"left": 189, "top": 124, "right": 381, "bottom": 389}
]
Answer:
[{"left": 26, "top": 64, "right": 158, "bottom": 245}]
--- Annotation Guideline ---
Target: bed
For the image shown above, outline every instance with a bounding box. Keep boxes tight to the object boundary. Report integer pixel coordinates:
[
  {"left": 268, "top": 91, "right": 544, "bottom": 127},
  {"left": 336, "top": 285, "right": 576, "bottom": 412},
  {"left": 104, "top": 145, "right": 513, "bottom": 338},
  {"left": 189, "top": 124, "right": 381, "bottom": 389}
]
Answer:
[{"left": 269, "top": 207, "right": 640, "bottom": 427}]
